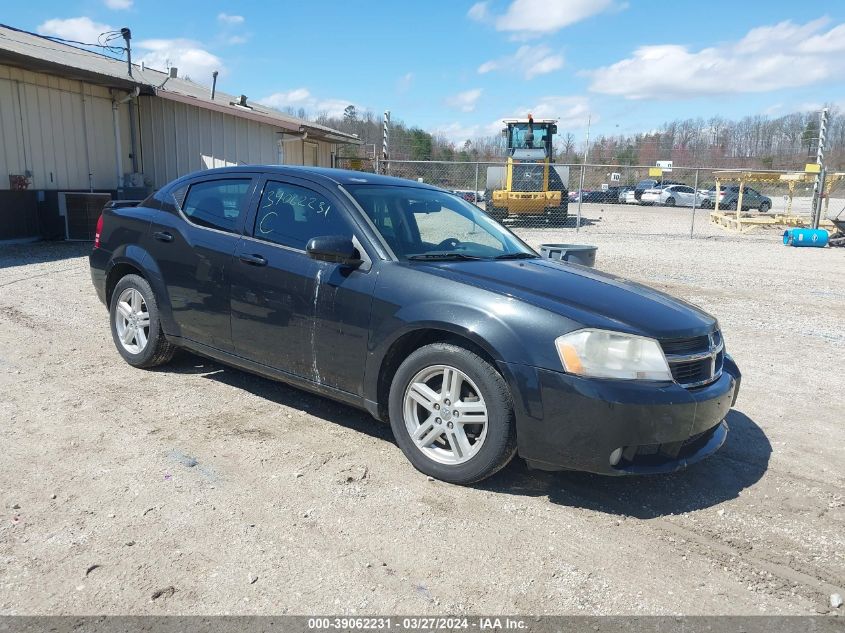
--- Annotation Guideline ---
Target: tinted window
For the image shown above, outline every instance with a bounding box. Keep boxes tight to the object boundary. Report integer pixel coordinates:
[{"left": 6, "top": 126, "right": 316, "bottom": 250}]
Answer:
[
  {"left": 254, "top": 181, "right": 350, "bottom": 250},
  {"left": 637, "top": 180, "right": 657, "bottom": 189},
  {"left": 678, "top": 186, "right": 694, "bottom": 193},
  {"left": 182, "top": 179, "right": 251, "bottom": 233}
]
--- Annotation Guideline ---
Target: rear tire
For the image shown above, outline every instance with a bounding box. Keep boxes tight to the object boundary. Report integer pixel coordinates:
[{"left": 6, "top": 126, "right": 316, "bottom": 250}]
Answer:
[
  {"left": 484, "top": 189, "right": 507, "bottom": 222},
  {"left": 109, "top": 274, "right": 175, "bottom": 369},
  {"left": 759, "top": 201, "right": 770, "bottom": 213},
  {"left": 665, "top": 197, "right": 676, "bottom": 207},
  {"left": 388, "top": 342, "right": 517, "bottom": 484},
  {"left": 548, "top": 205, "right": 568, "bottom": 227}
]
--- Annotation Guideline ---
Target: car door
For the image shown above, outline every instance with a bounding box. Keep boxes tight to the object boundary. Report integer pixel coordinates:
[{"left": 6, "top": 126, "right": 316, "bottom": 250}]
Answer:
[
  {"left": 746, "top": 187, "right": 762, "bottom": 208},
  {"left": 230, "top": 175, "right": 377, "bottom": 395},
  {"left": 146, "top": 174, "right": 257, "bottom": 352},
  {"left": 677, "top": 186, "right": 695, "bottom": 206}
]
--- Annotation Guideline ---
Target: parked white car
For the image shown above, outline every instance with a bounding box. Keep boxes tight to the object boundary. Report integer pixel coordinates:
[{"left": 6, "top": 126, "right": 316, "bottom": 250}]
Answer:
[
  {"left": 622, "top": 189, "right": 638, "bottom": 204},
  {"left": 640, "top": 184, "right": 706, "bottom": 207}
]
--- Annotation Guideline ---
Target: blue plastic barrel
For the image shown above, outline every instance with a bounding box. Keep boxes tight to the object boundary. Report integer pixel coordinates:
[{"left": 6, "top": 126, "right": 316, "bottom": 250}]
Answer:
[{"left": 783, "top": 228, "right": 829, "bottom": 247}]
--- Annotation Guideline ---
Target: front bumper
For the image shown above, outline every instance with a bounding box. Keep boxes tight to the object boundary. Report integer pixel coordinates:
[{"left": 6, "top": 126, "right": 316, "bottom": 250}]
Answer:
[
  {"left": 492, "top": 190, "right": 563, "bottom": 214},
  {"left": 500, "top": 356, "right": 740, "bottom": 475}
]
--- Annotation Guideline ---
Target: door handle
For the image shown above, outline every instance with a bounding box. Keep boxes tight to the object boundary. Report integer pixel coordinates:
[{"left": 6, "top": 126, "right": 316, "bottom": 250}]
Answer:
[
  {"left": 239, "top": 253, "right": 268, "bottom": 266},
  {"left": 153, "top": 231, "right": 173, "bottom": 242}
]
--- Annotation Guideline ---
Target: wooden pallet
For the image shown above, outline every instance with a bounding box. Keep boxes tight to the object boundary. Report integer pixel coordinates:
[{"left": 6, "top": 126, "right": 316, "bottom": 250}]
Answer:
[{"left": 709, "top": 211, "right": 834, "bottom": 233}]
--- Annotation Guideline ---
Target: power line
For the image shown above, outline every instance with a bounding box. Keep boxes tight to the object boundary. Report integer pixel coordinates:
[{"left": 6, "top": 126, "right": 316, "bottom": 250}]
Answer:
[{"left": 0, "top": 22, "right": 126, "bottom": 59}]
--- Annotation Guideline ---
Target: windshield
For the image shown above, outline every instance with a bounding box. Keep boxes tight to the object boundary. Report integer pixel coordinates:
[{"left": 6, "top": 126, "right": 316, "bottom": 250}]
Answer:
[
  {"left": 509, "top": 123, "right": 551, "bottom": 149},
  {"left": 346, "top": 185, "right": 536, "bottom": 261}
]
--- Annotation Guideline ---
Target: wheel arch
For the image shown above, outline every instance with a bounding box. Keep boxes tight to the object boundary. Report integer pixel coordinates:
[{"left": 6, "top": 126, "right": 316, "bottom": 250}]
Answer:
[
  {"left": 104, "top": 245, "right": 175, "bottom": 335},
  {"left": 371, "top": 325, "right": 503, "bottom": 423}
]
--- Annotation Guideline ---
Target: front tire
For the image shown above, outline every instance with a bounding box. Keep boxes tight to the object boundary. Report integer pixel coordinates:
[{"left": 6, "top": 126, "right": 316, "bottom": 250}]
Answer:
[
  {"left": 388, "top": 343, "right": 517, "bottom": 484},
  {"left": 109, "top": 274, "right": 175, "bottom": 368},
  {"left": 759, "top": 201, "right": 770, "bottom": 213},
  {"left": 665, "top": 197, "right": 676, "bottom": 207}
]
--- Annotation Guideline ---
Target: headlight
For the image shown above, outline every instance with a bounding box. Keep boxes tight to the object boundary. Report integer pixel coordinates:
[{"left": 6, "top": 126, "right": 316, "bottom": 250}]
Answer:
[{"left": 555, "top": 328, "right": 672, "bottom": 381}]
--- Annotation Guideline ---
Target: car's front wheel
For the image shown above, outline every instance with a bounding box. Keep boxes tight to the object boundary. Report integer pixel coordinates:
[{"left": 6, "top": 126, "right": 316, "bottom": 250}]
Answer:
[
  {"left": 388, "top": 342, "right": 516, "bottom": 484},
  {"left": 759, "top": 201, "right": 770, "bottom": 213},
  {"left": 110, "top": 274, "right": 175, "bottom": 368}
]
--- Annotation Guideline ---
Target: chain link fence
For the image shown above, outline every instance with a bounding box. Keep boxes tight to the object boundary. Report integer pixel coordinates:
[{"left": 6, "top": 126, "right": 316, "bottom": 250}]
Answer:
[{"left": 335, "top": 158, "right": 831, "bottom": 239}]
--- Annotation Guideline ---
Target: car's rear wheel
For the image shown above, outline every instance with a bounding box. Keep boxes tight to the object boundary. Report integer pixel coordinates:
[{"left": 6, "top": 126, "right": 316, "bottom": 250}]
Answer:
[
  {"left": 759, "top": 201, "right": 770, "bottom": 213},
  {"left": 110, "top": 274, "right": 175, "bottom": 368},
  {"left": 665, "top": 196, "right": 676, "bottom": 207},
  {"left": 388, "top": 342, "right": 516, "bottom": 484}
]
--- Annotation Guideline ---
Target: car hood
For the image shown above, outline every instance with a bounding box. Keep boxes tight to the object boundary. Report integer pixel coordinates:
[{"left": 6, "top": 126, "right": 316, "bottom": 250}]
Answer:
[{"left": 410, "top": 258, "right": 717, "bottom": 339}]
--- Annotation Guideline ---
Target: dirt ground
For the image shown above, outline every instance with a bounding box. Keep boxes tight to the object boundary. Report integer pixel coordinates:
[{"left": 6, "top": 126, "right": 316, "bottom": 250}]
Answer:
[{"left": 1, "top": 203, "right": 843, "bottom": 616}]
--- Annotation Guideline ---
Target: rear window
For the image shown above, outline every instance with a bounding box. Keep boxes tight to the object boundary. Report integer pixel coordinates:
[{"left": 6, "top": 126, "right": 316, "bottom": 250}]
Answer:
[{"left": 636, "top": 180, "right": 656, "bottom": 188}]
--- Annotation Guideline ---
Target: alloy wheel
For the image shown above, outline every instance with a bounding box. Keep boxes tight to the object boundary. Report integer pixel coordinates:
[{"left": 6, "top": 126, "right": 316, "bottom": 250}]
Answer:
[
  {"left": 114, "top": 288, "right": 150, "bottom": 354},
  {"left": 403, "top": 364, "right": 488, "bottom": 465}
]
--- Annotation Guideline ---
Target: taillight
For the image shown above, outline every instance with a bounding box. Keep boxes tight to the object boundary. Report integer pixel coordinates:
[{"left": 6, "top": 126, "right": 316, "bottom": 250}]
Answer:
[{"left": 94, "top": 214, "right": 104, "bottom": 248}]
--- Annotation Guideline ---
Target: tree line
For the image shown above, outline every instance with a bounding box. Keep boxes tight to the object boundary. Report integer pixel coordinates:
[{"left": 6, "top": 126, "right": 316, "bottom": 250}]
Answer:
[{"left": 276, "top": 104, "right": 844, "bottom": 170}]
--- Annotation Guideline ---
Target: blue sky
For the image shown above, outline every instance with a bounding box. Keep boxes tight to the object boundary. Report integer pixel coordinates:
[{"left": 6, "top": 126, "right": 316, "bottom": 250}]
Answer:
[{"left": 6, "top": 0, "right": 845, "bottom": 144}]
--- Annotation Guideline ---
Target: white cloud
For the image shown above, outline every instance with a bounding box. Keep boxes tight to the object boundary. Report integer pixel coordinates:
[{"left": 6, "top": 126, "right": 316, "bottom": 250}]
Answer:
[
  {"left": 432, "top": 122, "right": 490, "bottom": 146},
  {"left": 217, "top": 13, "right": 245, "bottom": 25},
  {"left": 477, "top": 0, "right": 618, "bottom": 38},
  {"left": 587, "top": 18, "right": 845, "bottom": 100},
  {"left": 477, "top": 44, "right": 563, "bottom": 79},
  {"left": 397, "top": 72, "right": 414, "bottom": 93},
  {"left": 259, "top": 89, "right": 356, "bottom": 119},
  {"left": 434, "top": 96, "right": 592, "bottom": 145},
  {"left": 467, "top": 2, "right": 490, "bottom": 22},
  {"left": 37, "top": 17, "right": 114, "bottom": 44},
  {"left": 519, "top": 96, "right": 592, "bottom": 129},
  {"left": 104, "top": 0, "right": 133, "bottom": 9},
  {"left": 446, "top": 88, "right": 483, "bottom": 112},
  {"left": 136, "top": 38, "right": 224, "bottom": 82},
  {"left": 226, "top": 35, "right": 249, "bottom": 45}
]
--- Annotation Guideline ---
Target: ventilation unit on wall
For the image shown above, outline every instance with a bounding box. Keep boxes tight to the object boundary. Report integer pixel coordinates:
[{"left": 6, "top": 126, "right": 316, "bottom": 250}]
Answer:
[{"left": 58, "top": 192, "right": 113, "bottom": 240}]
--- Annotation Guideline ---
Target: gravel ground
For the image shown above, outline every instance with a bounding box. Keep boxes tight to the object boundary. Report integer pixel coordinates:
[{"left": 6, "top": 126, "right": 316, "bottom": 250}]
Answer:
[{"left": 0, "top": 203, "right": 843, "bottom": 616}]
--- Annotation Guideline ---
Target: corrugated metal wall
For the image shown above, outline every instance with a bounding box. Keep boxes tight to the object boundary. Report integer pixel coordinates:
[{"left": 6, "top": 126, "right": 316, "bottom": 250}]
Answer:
[
  {"left": 0, "top": 64, "right": 132, "bottom": 191},
  {"left": 0, "top": 63, "right": 339, "bottom": 193},
  {"left": 137, "top": 96, "right": 336, "bottom": 188}
]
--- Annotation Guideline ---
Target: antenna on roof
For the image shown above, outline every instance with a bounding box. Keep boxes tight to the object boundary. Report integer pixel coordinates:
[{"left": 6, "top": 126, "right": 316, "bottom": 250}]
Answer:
[
  {"left": 120, "top": 28, "right": 132, "bottom": 77},
  {"left": 210, "top": 70, "right": 218, "bottom": 100}
]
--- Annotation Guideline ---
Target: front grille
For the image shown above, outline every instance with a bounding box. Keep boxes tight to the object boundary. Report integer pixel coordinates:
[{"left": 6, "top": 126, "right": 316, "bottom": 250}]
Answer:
[
  {"left": 660, "top": 335, "right": 709, "bottom": 355},
  {"left": 511, "top": 164, "right": 544, "bottom": 192},
  {"left": 670, "top": 358, "right": 711, "bottom": 384},
  {"left": 660, "top": 330, "right": 724, "bottom": 389},
  {"left": 619, "top": 423, "right": 721, "bottom": 465}
]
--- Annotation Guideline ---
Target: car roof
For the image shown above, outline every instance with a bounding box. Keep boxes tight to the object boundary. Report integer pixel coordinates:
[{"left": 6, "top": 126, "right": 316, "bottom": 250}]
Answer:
[{"left": 168, "top": 165, "right": 443, "bottom": 191}]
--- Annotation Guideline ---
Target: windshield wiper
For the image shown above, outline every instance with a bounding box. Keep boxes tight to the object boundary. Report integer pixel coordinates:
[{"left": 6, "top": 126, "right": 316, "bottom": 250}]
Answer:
[
  {"left": 494, "top": 252, "right": 540, "bottom": 260},
  {"left": 407, "top": 252, "right": 485, "bottom": 261}
]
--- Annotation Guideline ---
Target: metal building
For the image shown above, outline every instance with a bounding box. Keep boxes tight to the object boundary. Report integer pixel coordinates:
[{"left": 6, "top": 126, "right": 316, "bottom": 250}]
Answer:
[{"left": 0, "top": 24, "right": 359, "bottom": 241}]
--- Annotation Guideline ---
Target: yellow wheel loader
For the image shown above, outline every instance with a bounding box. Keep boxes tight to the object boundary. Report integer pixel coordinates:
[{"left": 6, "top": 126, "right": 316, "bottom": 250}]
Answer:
[{"left": 485, "top": 115, "right": 569, "bottom": 226}]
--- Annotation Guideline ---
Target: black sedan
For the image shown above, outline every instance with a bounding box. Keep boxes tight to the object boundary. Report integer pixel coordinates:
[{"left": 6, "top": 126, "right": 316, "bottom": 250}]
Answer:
[{"left": 90, "top": 166, "right": 740, "bottom": 484}]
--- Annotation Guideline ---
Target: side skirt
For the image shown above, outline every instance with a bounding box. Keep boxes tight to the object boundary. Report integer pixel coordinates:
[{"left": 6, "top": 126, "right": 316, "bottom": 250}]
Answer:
[{"left": 169, "top": 335, "right": 374, "bottom": 415}]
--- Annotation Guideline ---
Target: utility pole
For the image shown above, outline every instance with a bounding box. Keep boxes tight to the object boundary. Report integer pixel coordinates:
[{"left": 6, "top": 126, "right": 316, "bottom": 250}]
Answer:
[
  {"left": 575, "top": 114, "right": 591, "bottom": 232},
  {"left": 121, "top": 28, "right": 132, "bottom": 77},
  {"left": 811, "top": 108, "right": 829, "bottom": 229},
  {"left": 382, "top": 110, "right": 390, "bottom": 175}
]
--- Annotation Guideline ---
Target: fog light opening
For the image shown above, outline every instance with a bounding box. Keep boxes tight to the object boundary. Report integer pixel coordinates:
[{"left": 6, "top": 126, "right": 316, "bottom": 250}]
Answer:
[{"left": 609, "top": 447, "right": 624, "bottom": 467}]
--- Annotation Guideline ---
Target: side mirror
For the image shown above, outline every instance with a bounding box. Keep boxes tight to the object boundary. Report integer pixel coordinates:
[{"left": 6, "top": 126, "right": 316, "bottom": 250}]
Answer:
[{"left": 306, "top": 235, "right": 362, "bottom": 267}]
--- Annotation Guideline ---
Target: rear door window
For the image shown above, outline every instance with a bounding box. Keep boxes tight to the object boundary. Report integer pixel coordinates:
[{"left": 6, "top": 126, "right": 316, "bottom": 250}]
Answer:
[
  {"left": 181, "top": 179, "right": 252, "bottom": 233},
  {"left": 254, "top": 180, "right": 352, "bottom": 250}
]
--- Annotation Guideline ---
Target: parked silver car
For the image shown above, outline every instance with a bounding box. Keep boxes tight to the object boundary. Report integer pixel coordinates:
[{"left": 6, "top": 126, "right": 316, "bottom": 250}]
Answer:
[{"left": 640, "top": 184, "right": 706, "bottom": 207}]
